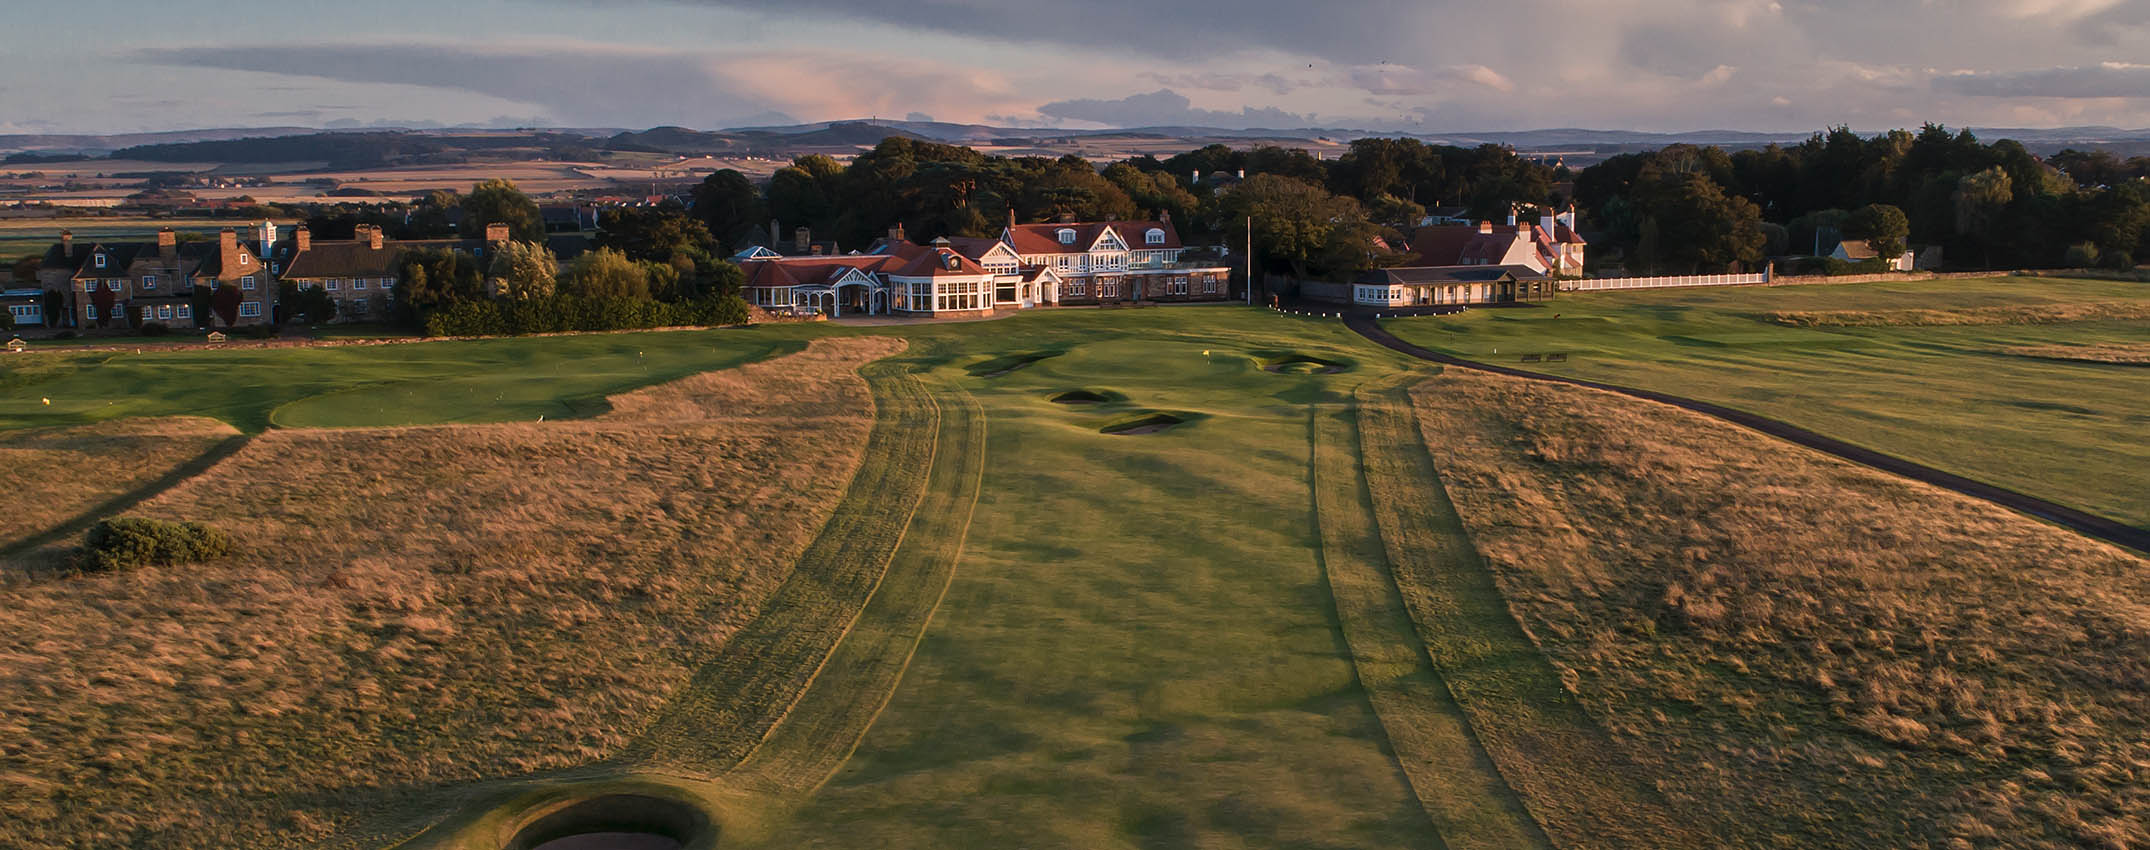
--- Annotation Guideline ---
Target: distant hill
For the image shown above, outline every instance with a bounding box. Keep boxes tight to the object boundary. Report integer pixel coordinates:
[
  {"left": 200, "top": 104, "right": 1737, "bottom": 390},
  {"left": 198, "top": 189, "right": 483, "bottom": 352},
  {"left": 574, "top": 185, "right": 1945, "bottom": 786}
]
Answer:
[{"left": 0, "top": 127, "right": 320, "bottom": 157}]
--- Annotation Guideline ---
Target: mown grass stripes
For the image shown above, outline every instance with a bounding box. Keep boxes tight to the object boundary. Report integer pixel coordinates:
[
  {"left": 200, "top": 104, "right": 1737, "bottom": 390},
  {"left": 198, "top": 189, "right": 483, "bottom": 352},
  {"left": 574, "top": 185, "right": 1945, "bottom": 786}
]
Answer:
[
  {"left": 624, "top": 361, "right": 941, "bottom": 771},
  {"left": 1355, "top": 377, "right": 1714, "bottom": 850},
  {"left": 728, "top": 373, "right": 986, "bottom": 798},
  {"left": 1307, "top": 398, "right": 1551, "bottom": 850}
]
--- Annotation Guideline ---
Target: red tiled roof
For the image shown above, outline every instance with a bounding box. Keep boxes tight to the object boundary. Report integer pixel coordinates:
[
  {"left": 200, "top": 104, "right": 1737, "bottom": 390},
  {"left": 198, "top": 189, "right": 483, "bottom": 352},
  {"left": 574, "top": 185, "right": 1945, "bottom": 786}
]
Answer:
[
  {"left": 1004, "top": 219, "right": 1181, "bottom": 254},
  {"left": 1407, "top": 224, "right": 1480, "bottom": 266}
]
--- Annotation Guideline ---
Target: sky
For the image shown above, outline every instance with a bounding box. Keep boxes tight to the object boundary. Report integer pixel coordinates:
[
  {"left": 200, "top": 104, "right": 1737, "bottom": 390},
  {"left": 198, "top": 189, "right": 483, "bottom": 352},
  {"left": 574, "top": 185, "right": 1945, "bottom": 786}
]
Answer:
[{"left": 5, "top": 0, "right": 2150, "bottom": 135}]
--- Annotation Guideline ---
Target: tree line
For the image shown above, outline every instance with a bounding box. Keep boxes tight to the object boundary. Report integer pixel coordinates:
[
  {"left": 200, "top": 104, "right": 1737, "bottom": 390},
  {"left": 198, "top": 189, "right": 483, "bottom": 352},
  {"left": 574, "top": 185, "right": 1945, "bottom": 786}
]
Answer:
[{"left": 1576, "top": 125, "right": 2150, "bottom": 273}]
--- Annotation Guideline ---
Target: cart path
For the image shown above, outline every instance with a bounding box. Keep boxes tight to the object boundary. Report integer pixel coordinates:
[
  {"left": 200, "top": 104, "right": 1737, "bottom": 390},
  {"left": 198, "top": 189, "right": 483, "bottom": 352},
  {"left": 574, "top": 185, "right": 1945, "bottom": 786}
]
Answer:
[{"left": 1344, "top": 313, "right": 2150, "bottom": 556}]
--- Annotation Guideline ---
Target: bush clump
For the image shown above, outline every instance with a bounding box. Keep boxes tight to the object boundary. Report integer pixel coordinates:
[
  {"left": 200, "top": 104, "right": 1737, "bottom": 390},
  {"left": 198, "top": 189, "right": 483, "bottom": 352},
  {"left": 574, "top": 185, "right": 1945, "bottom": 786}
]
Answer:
[
  {"left": 421, "top": 294, "right": 750, "bottom": 337},
  {"left": 76, "top": 517, "right": 232, "bottom": 573}
]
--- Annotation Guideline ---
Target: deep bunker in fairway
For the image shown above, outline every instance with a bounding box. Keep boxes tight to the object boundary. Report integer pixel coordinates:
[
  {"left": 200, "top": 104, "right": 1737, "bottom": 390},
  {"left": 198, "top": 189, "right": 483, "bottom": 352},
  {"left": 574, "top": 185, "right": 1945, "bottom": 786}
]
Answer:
[
  {"left": 1252, "top": 350, "right": 1355, "bottom": 374},
  {"left": 506, "top": 795, "right": 711, "bottom": 850},
  {"left": 1049, "top": 389, "right": 1116, "bottom": 405},
  {"left": 1099, "top": 411, "right": 1195, "bottom": 435}
]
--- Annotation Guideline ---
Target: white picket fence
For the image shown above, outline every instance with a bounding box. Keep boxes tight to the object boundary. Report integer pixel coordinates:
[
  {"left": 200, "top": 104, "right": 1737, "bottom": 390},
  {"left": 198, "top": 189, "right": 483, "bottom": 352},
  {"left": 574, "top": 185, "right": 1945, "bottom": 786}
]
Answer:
[{"left": 1562, "top": 271, "right": 1772, "bottom": 292}]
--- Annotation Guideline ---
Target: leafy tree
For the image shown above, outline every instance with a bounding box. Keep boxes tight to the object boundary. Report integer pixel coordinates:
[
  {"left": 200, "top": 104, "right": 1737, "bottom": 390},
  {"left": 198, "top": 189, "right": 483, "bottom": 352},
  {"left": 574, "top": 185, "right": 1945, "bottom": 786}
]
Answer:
[
  {"left": 277, "top": 280, "right": 336, "bottom": 324},
  {"left": 558, "top": 248, "right": 651, "bottom": 299},
  {"left": 1845, "top": 203, "right": 1911, "bottom": 262},
  {"left": 404, "top": 189, "right": 463, "bottom": 238},
  {"left": 462, "top": 179, "right": 543, "bottom": 242},
  {"left": 691, "top": 169, "right": 766, "bottom": 248},
  {"left": 487, "top": 240, "right": 557, "bottom": 301},
  {"left": 766, "top": 165, "right": 835, "bottom": 239},
  {"left": 1631, "top": 170, "right": 1765, "bottom": 273},
  {"left": 393, "top": 246, "right": 485, "bottom": 323},
  {"left": 596, "top": 206, "right": 715, "bottom": 262},
  {"left": 1216, "top": 174, "right": 1372, "bottom": 280}
]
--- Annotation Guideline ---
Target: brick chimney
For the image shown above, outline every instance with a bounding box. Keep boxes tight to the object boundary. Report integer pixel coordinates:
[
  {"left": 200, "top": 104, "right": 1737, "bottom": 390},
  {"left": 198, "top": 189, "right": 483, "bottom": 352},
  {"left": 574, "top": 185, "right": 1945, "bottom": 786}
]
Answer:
[
  {"left": 889, "top": 222, "right": 906, "bottom": 242},
  {"left": 795, "top": 226, "right": 812, "bottom": 251},
  {"left": 367, "top": 226, "right": 384, "bottom": 250},
  {"left": 295, "top": 226, "right": 312, "bottom": 253},
  {"left": 60, "top": 230, "right": 72, "bottom": 256},
  {"left": 1477, "top": 221, "right": 1494, "bottom": 234},
  {"left": 485, "top": 222, "right": 509, "bottom": 243},
  {"left": 218, "top": 229, "right": 241, "bottom": 275},
  {"left": 156, "top": 227, "right": 177, "bottom": 251}
]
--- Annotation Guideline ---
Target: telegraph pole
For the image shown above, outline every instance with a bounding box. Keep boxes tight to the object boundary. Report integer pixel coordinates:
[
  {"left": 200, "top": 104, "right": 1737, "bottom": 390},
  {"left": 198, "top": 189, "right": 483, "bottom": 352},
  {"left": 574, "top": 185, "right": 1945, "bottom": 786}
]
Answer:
[{"left": 1244, "top": 216, "right": 1254, "bottom": 306}]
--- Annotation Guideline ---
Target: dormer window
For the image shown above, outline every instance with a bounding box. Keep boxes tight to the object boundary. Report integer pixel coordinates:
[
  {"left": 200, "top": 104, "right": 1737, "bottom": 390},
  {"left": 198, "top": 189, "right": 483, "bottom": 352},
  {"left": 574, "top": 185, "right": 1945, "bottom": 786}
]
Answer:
[
  {"left": 93, "top": 254, "right": 106, "bottom": 269},
  {"left": 1146, "top": 229, "right": 1166, "bottom": 246},
  {"left": 1057, "top": 228, "right": 1077, "bottom": 245},
  {"left": 143, "top": 275, "right": 157, "bottom": 289}
]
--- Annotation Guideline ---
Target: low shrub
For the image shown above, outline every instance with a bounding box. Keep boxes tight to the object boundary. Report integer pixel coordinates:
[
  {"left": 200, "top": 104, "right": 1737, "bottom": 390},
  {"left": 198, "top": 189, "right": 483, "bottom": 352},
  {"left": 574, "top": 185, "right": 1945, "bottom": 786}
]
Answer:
[
  {"left": 234, "top": 324, "right": 278, "bottom": 339},
  {"left": 54, "top": 330, "right": 76, "bottom": 340},
  {"left": 76, "top": 517, "right": 232, "bottom": 574},
  {"left": 139, "top": 322, "right": 170, "bottom": 337},
  {"left": 421, "top": 294, "right": 750, "bottom": 337}
]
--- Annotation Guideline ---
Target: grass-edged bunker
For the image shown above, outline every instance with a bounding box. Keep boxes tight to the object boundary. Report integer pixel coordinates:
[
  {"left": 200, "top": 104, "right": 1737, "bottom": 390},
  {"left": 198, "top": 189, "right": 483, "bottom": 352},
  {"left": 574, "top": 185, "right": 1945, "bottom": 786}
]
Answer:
[
  {"left": 506, "top": 793, "right": 711, "bottom": 850},
  {"left": 968, "top": 350, "right": 1065, "bottom": 378},
  {"left": 1100, "top": 411, "right": 1196, "bottom": 436},
  {"left": 1253, "top": 350, "right": 1355, "bottom": 375},
  {"left": 1049, "top": 389, "right": 1116, "bottom": 405}
]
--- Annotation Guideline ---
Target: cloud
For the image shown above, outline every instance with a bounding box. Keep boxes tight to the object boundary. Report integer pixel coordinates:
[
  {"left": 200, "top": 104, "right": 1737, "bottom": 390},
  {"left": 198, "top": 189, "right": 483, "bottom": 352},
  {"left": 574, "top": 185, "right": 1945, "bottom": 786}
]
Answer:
[
  {"left": 132, "top": 41, "right": 1024, "bottom": 128},
  {"left": 1935, "top": 63, "right": 2150, "bottom": 98},
  {"left": 1346, "top": 64, "right": 1513, "bottom": 95},
  {"left": 1033, "top": 89, "right": 1310, "bottom": 129},
  {"left": 1140, "top": 71, "right": 1311, "bottom": 96}
]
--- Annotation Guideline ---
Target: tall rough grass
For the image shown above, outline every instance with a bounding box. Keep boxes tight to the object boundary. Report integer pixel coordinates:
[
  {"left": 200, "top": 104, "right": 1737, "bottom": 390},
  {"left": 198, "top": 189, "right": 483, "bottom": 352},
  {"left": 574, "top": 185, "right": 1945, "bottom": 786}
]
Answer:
[
  {"left": 0, "top": 417, "right": 239, "bottom": 549},
  {"left": 1409, "top": 369, "right": 2150, "bottom": 850},
  {"left": 0, "top": 337, "right": 903, "bottom": 850},
  {"left": 1765, "top": 300, "right": 2150, "bottom": 327},
  {"left": 2001, "top": 343, "right": 2150, "bottom": 365}
]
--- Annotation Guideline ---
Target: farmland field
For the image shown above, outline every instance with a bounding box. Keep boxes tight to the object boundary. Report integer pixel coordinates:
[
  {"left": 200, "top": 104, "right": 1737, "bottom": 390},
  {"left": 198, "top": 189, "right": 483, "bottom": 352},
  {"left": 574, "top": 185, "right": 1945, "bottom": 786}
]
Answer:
[
  {"left": 2, "top": 301, "right": 2147, "bottom": 850},
  {"left": 1381, "top": 275, "right": 2150, "bottom": 529}
]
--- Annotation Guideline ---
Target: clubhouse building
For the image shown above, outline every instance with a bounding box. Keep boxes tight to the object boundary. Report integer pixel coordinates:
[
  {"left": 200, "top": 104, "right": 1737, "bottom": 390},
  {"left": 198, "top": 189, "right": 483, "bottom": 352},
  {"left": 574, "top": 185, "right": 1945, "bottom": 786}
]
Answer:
[{"left": 739, "top": 214, "right": 1233, "bottom": 318}]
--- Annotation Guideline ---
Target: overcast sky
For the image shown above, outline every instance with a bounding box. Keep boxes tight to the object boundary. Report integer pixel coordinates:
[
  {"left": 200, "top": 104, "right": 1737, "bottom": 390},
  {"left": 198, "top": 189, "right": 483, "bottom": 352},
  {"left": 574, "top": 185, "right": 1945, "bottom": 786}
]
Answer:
[{"left": 6, "top": 0, "right": 2150, "bottom": 135}]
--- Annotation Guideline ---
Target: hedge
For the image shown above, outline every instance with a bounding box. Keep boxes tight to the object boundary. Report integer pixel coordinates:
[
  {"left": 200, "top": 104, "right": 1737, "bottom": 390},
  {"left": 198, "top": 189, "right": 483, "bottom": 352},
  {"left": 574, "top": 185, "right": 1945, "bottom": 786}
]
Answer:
[
  {"left": 421, "top": 294, "right": 750, "bottom": 337},
  {"left": 77, "top": 517, "right": 232, "bottom": 574}
]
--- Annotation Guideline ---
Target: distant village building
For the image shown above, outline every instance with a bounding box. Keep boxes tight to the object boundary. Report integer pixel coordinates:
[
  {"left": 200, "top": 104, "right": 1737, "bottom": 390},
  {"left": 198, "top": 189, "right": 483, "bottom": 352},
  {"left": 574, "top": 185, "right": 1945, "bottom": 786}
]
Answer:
[
  {"left": 273, "top": 222, "right": 591, "bottom": 323},
  {"left": 1408, "top": 207, "right": 1586, "bottom": 276},
  {"left": 36, "top": 226, "right": 275, "bottom": 329}
]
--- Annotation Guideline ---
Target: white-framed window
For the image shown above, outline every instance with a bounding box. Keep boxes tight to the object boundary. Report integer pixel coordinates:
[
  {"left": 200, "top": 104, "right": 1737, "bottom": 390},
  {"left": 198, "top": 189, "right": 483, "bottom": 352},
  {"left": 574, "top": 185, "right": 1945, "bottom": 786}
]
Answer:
[
  {"left": 382, "top": 276, "right": 397, "bottom": 288},
  {"left": 1203, "top": 275, "right": 1220, "bottom": 294},
  {"left": 141, "top": 306, "right": 155, "bottom": 321},
  {"left": 241, "top": 276, "right": 256, "bottom": 290},
  {"left": 142, "top": 275, "right": 157, "bottom": 289},
  {"left": 239, "top": 253, "right": 251, "bottom": 266},
  {"left": 83, "top": 281, "right": 96, "bottom": 293},
  {"left": 326, "top": 278, "right": 340, "bottom": 291},
  {"left": 1065, "top": 280, "right": 1087, "bottom": 297},
  {"left": 1099, "top": 280, "right": 1120, "bottom": 299},
  {"left": 1166, "top": 277, "right": 1189, "bottom": 296},
  {"left": 107, "top": 280, "right": 122, "bottom": 292},
  {"left": 1146, "top": 229, "right": 1166, "bottom": 245},
  {"left": 94, "top": 254, "right": 106, "bottom": 269},
  {"left": 1057, "top": 228, "right": 1077, "bottom": 245},
  {"left": 177, "top": 304, "right": 192, "bottom": 319},
  {"left": 10, "top": 305, "right": 38, "bottom": 322},
  {"left": 353, "top": 278, "right": 368, "bottom": 290},
  {"left": 156, "top": 305, "right": 173, "bottom": 320},
  {"left": 238, "top": 302, "right": 262, "bottom": 318}
]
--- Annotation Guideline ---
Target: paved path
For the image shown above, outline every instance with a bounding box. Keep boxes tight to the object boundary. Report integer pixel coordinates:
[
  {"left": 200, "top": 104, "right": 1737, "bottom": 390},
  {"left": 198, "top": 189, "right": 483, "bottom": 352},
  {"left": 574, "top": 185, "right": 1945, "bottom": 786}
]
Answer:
[{"left": 1343, "top": 313, "right": 2150, "bottom": 557}]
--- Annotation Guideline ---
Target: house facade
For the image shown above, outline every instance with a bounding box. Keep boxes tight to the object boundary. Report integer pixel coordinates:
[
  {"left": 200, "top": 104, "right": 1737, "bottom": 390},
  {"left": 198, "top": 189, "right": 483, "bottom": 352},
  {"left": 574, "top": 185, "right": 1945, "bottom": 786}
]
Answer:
[
  {"left": 740, "top": 216, "right": 1232, "bottom": 319},
  {"left": 1350, "top": 265, "right": 1558, "bottom": 307},
  {"left": 273, "top": 224, "right": 412, "bottom": 322},
  {"left": 37, "top": 227, "right": 275, "bottom": 330},
  {"left": 996, "top": 215, "right": 1231, "bottom": 305},
  {"left": 1409, "top": 208, "right": 1586, "bottom": 276}
]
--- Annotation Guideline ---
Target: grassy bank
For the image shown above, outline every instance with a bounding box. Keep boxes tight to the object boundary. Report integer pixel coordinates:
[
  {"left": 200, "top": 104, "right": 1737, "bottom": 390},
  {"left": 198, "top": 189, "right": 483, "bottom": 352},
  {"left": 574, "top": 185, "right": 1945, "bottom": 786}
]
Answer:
[
  {"left": 1382, "top": 275, "right": 2150, "bottom": 529},
  {"left": 1411, "top": 368, "right": 2150, "bottom": 849}
]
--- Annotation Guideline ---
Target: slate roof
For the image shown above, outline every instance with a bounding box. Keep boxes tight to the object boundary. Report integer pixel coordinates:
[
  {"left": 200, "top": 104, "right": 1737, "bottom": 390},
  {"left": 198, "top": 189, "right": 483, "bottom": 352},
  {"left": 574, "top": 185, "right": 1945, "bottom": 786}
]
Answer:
[{"left": 1357, "top": 264, "right": 1545, "bottom": 285}]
